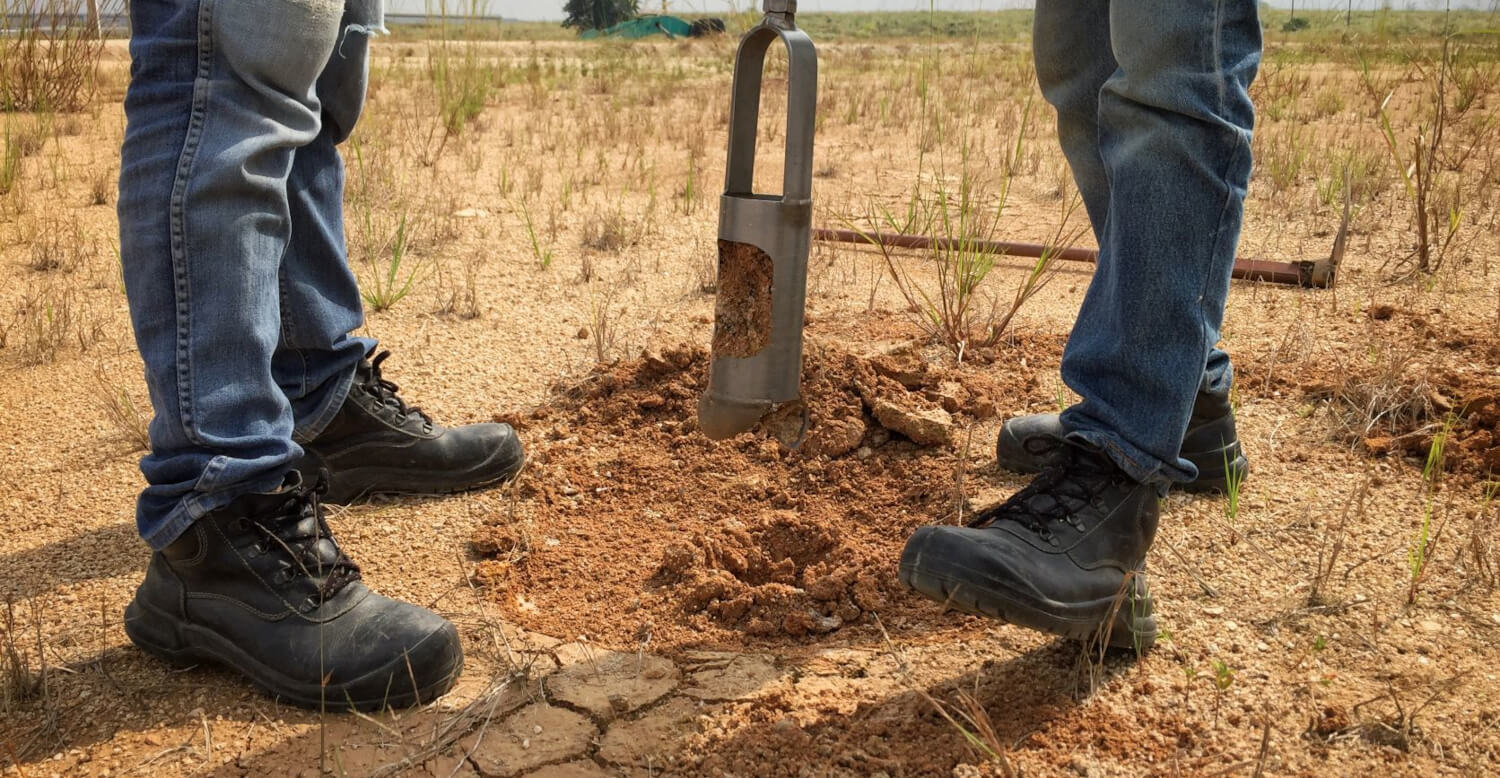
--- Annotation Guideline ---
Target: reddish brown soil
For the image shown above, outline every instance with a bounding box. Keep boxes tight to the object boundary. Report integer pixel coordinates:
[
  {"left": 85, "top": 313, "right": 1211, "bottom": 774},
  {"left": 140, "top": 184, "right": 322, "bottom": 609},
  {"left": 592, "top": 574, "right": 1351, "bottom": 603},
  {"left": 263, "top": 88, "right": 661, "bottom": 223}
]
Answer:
[
  {"left": 712, "top": 240, "right": 775, "bottom": 358},
  {"left": 473, "top": 340, "right": 1024, "bottom": 648}
]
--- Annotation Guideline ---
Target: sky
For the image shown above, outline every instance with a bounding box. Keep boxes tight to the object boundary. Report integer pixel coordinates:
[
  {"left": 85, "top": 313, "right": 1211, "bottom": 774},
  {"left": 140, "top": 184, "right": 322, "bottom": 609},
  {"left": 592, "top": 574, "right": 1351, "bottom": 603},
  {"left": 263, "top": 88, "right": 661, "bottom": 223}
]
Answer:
[{"left": 389, "top": 0, "right": 1495, "bottom": 22}]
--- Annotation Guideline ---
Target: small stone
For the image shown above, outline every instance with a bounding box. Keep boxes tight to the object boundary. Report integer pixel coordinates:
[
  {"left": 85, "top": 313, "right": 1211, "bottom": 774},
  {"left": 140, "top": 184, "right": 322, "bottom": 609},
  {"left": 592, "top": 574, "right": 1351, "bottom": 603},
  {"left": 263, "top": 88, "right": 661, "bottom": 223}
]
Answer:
[
  {"left": 811, "top": 613, "right": 842, "bottom": 633},
  {"left": 1203, "top": 606, "right": 1224, "bottom": 616},
  {"left": 872, "top": 399, "right": 953, "bottom": 446},
  {"left": 855, "top": 446, "right": 873, "bottom": 460}
]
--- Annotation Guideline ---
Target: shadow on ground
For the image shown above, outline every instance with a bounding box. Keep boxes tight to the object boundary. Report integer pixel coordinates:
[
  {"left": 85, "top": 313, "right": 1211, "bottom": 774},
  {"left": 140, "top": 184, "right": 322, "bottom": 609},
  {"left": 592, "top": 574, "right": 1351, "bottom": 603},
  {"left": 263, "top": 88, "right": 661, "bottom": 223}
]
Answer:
[{"left": 1, "top": 520, "right": 145, "bottom": 601}]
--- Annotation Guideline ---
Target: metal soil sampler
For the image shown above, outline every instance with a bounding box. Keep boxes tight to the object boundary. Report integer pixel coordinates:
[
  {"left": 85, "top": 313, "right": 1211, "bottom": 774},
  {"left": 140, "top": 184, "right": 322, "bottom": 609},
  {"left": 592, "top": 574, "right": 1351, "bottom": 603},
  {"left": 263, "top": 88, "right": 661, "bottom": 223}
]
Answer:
[{"left": 698, "top": 0, "right": 818, "bottom": 441}]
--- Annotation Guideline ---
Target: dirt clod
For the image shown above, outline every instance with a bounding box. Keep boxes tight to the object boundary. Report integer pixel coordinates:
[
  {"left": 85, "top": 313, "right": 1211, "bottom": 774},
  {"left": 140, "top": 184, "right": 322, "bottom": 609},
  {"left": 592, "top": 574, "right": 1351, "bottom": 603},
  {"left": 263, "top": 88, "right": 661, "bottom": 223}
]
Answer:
[{"left": 872, "top": 397, "right": 953, "bottom": 446}]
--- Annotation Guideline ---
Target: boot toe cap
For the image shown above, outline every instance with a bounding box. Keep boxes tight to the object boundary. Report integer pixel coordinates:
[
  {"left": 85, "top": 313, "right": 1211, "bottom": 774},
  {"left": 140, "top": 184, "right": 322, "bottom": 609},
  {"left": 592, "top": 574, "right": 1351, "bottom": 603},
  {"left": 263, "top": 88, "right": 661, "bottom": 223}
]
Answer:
[
  {"left": 995, "top": 413, "right": 1066, "bottom": 474},
  {"left": 323, "top": 594, "right": 465, "bottom": 710}
]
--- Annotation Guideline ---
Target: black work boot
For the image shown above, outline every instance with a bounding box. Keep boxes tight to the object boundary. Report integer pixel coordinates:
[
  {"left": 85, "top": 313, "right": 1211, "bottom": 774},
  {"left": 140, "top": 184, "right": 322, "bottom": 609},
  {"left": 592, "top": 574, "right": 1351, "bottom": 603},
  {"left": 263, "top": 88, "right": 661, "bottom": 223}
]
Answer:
[
  {"left": 900, "top": 444, "right": 1159, "bottom": 652},
  {"left": 995, "top": 390, "right": 1247, "bottom": 494},
  {"left": 124, "top": 473, "right": 464, "bottom": 711},
  {"left": 302, "top": 350, "right": 525, "bottom": 504}
]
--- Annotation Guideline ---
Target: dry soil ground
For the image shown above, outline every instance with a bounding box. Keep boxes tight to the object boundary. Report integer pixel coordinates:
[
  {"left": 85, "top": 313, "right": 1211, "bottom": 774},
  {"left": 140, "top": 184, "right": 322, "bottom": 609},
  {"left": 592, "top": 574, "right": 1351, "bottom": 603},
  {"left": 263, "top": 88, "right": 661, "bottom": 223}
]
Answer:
[{"left": 2, "top": 23, "right": 1500, "bottom": 778}]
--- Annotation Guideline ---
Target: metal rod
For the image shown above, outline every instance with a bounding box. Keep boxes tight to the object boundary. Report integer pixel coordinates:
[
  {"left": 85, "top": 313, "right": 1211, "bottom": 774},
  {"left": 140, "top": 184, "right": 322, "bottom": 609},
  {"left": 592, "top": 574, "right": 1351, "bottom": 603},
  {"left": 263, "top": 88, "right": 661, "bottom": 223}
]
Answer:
[
  {"left": 763, "top": 0, "right": 796, "bottom": 29},
  {"left": 811, "top": 228, "right": 1335, "bottom": 288}
]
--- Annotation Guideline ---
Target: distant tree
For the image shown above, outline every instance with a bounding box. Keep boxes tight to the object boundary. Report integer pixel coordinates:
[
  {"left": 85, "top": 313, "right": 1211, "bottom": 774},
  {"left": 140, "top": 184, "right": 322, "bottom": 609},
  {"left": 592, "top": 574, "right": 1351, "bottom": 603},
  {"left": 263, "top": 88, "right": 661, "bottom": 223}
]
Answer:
[{"left": 562, "top": 0, "right": 640, "bottom": 32}]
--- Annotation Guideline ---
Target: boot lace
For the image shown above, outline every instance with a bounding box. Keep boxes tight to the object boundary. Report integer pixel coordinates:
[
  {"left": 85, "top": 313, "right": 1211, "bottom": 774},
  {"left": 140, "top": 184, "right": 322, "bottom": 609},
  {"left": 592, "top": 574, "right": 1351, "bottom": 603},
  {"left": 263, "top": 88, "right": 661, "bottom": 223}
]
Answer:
[
  {"left": 242, "top": 477, "right": 362, "bottom": 602},
  {"left": 966, "top": 447, "right": 1119, "bottom": 541},
  {"left": 362, "top": 350, "right": 433, "bottom": 428}
]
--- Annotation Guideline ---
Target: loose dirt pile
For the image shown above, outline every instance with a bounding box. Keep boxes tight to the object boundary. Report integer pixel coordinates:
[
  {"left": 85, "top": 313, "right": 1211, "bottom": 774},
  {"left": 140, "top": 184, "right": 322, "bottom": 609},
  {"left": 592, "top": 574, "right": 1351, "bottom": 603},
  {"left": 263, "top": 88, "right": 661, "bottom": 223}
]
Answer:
[
  {"left": 1312, "top": 368, "right": 1500, "bottom": 473},
  {"left": 1293, "top": 307, "right": 1500, "bottom": 476},
  {"left": 473, "top": 340, "right": 1033, "bottom": 647}
]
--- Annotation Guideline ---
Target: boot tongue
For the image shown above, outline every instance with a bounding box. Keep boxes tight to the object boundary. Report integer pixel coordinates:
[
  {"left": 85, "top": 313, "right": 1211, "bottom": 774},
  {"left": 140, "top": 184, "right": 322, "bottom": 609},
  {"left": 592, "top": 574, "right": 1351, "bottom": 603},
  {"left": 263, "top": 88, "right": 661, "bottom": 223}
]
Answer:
[
  {"left": 250, "top": 473, "right": 363, "bottom": 600},
  {"left": 278, "top": 514, "right": 347, "bottom": 572},
  {"left": 1059, "top": 442, "right": 1121, "bottom": 478},
  {"left": 357, "top": 350, "right": 435, "bottom": 432}
]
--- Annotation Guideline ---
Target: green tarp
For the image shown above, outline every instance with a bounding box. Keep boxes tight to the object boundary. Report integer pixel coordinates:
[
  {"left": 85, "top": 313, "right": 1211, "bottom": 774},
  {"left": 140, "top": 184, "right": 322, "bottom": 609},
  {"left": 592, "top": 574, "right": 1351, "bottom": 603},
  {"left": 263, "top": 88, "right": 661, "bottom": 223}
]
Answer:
[{"left": 580, "top": 15, "right": 695, "bottom": 40}]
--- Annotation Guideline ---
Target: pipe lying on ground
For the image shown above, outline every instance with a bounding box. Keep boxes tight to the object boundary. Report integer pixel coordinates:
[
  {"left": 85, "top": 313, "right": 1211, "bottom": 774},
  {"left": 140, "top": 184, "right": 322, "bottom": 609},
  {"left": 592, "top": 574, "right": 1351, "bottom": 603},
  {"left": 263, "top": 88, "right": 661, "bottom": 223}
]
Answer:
[{"left": 811, "top": 228, "right": 1336, "bottom": 289}]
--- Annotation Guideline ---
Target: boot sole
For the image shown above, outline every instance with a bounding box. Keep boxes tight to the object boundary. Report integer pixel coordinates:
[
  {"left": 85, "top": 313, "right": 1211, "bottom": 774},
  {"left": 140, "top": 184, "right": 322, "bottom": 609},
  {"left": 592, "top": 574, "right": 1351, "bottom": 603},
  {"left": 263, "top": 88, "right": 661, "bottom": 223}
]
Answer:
[
  {"left": 322, "top": 443, "right": 525, "bottom": 505},
  {"left": 996, "top": 431, "right": 1249, "bottom": 497},
  {"left": 899, "top": 536, "right": 1157, "bottom": 653},
  {"left": 123, "top": 598, "right": 463, "bottom": 711}
]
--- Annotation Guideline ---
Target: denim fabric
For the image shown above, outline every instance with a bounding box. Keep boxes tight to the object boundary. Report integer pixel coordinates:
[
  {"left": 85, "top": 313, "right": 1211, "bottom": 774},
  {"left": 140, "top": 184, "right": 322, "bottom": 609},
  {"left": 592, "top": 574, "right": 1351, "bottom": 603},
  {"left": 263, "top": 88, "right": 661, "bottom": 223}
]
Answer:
[
  {"left": 1034, "top": 0, "right": 1261, "bottom": 488},
  {"left": 118, "top": 0, "right": 383, "bottom": 549}
]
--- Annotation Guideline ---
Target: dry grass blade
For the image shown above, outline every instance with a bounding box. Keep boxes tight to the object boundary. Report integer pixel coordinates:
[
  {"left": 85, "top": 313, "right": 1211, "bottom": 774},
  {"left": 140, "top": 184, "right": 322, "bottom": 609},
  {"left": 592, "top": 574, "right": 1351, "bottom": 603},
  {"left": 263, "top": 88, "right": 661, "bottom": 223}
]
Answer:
[
  {"left": 586, "top": 280, "right": 623, "bottom": 365},
  {"left": 1321, "top": 345, "right": 1440, "bottom": 450},
  {"left": 955, "top": 689, "right": 1019, "bottom": 778},
  {"left": 0, "top": 0, "right": 114, "bottom": 113},
  {"left": 91, "top": 368, "right": 151, "bottom": 452},
  {"left": 1310, "top": 473, "right": 1369, "bottom": 605},
  {"left": 1, "top": 598, "right": 41, "bottom": 715},
  {"left": 365, "top": 673, "right": 525, "bottom": 778}
]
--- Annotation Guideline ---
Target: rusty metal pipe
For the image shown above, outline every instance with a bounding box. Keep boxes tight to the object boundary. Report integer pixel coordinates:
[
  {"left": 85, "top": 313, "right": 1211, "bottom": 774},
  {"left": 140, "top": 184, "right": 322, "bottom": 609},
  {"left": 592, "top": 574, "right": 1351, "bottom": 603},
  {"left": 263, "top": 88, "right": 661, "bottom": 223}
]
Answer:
[{"left": 812, "top": 228, "right": 1335, "bottom": 288}]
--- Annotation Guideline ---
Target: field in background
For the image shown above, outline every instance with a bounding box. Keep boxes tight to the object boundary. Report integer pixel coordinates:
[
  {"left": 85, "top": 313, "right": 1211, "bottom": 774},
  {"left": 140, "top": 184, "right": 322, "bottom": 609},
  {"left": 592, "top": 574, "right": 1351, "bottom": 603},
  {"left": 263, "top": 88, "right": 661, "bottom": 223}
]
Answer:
[
  {"left": 383, "top": 8, "right": 1500, "bottom": 42},
  {"left": 2, "top": 7, "right": 1499, "bottom": 777}
]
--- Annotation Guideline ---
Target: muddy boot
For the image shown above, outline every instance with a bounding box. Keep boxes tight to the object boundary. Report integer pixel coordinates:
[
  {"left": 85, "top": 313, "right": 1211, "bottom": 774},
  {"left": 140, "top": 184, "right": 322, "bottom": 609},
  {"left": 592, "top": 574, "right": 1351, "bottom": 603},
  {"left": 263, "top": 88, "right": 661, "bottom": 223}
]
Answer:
[
  {"left": 900, "top": 444, "right": 1159, "bottom": 652},
  {"left": 994, "top": 390, "right": 1248, "bottom": 494},
  {"left": 302, "top": 350, "right": 525, "bottom": 504},
  {"left": 124, "top": 473, "right": 464, "bottom": 710}
]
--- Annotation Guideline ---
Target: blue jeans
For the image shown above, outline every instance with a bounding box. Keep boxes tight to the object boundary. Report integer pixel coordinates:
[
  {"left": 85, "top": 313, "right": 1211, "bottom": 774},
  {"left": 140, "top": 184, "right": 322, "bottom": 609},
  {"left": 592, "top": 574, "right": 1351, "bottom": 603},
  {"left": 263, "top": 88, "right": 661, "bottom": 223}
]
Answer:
[
  {"left": 1034, "top": 0, "right": 1261, "bottom": 487},
  {"left": 118, "top": 0, "right": 383, "bottom": 548}
]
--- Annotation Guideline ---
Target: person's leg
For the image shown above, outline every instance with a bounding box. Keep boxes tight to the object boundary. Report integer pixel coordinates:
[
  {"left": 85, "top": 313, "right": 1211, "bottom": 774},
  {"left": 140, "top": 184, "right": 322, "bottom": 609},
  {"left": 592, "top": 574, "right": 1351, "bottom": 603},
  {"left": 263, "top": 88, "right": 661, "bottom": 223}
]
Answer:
[
  {"left": 1032, "top": 0, "right": 1115, "bottom": 241},
  {"left": 119, "top": 0, "right": 342, "bottom": 548},
  {"left": 268, "top": 0, "right": 524, "bottom": 503},
  {"left": 118, "top": 0, "right": 463, "bottom": 709},
  {"left": 901, "top": 0, "right": 1261, "bottom": 650},
  {"left": 273, "top": 0, "right": 379, "bottom": 443},
  {"left": 1058, "top": 0, "right": 1261, "bottom": 487},
  {"left": 997, "top": 0, "right": 1246, "bottom": 490}
]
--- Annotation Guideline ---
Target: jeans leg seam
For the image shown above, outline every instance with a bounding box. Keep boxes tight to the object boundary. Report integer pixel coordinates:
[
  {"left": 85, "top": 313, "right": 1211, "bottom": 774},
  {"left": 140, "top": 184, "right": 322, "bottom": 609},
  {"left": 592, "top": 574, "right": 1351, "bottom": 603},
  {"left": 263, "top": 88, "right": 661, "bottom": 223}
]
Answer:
[
  {"left": 277, "top": 267, "right": 311, "bottom": 401},
  {"left": 1212, "top": 0, "right": 1228, "bottom": 114},
  {"left": 1197, "top": 134, "right": 1250, "bottom": 380},
  {"left": 169, "top": 0, "right": 218, "bottom": 448}
]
